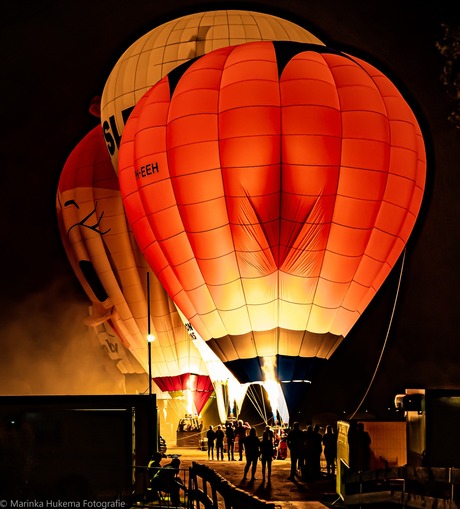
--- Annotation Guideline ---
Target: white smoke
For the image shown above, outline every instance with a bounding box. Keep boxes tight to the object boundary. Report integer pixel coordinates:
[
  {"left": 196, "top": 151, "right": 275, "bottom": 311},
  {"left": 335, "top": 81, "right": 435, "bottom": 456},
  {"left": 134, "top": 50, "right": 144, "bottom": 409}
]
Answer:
[{"left": 0, "top": 278, "right": 128, "bottom": 395}]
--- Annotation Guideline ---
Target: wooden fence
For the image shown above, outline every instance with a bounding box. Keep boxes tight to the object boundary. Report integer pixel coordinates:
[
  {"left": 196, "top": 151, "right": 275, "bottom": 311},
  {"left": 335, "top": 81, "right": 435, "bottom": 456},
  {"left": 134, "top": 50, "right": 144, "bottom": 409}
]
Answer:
[
  {"left": 188, "top": 462, "right": 279, "bottom": 509},
  {"left": 133, "top": 462, "right": 279, "bottom": 509}
]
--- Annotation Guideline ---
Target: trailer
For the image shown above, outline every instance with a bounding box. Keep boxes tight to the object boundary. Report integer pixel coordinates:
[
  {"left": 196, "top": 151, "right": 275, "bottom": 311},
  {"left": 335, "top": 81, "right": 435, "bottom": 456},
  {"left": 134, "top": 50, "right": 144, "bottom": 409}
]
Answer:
[
  {"left": 396, "top": 388, "right": 460, "bottom": 467},
  {"left": 176, "top": 414, "right": 203, "bottom": 447}
]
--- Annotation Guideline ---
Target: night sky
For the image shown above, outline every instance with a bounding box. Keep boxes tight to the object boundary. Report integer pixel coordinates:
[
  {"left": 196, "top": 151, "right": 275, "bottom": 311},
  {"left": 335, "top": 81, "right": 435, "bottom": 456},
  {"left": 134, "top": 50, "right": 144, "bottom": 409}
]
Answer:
[{"left": 1, "top": 0, "right": 459, "bottom": 421}]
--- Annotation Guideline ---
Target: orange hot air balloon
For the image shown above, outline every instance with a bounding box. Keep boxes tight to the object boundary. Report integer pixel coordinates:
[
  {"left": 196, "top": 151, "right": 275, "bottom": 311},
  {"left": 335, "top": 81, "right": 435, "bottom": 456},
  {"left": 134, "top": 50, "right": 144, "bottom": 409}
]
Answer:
[
  {"left": 56, "top": 125, "right": 215, "bottom": 413},
  {"left": 119, "top": 41, "right": 426, "bottom": 389}
]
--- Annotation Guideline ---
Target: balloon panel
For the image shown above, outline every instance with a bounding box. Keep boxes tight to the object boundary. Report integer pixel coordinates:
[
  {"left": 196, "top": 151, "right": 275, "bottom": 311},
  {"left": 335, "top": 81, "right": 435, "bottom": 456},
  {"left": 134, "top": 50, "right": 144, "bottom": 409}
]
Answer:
[
  {"left": 101, "top": 10, "right": 324, "bottom": 172},
  {"left": 119, "top": 41, "right": 426, "bottom": 385}
]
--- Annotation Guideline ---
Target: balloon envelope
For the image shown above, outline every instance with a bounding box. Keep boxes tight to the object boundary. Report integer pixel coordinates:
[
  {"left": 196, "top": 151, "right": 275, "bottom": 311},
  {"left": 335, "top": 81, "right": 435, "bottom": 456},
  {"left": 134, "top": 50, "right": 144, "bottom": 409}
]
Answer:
[
  {"left": 119, "top": 41, "right": 426, "bottom": 387},
  {"left": 56, "top": 126, "right": 214, "bottom": 412}
]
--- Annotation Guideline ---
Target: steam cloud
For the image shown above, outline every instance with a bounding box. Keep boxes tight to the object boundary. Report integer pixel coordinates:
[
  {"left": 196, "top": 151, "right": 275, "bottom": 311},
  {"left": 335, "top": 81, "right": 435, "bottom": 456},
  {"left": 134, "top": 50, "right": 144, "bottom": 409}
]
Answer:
[{"left": 0, "top": 278, "right": 129, "bottom": 396}]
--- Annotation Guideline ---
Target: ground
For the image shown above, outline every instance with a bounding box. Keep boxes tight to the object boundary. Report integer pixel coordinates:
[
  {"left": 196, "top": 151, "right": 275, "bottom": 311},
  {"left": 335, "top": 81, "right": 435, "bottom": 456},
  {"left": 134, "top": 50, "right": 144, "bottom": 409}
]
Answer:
[{"left": 163, "top": 447, "right": 339, "bottom": 509}]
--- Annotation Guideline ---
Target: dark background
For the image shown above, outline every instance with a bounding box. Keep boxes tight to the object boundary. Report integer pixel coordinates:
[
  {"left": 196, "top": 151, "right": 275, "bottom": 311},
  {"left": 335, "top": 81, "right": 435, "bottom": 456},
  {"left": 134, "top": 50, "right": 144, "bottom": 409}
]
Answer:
[{"left": 1, "top": 0, "right": 459, "bottom": 421}]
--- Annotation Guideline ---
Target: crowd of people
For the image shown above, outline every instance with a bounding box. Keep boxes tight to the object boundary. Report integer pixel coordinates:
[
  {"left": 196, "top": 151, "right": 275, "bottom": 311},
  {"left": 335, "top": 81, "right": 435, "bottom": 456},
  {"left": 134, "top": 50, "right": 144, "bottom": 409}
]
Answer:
[
  {"left": 286, "top": 420, "right": 371, "bottom": 481},
  {"left": 204, "top": 420, "right": 282, "bottom": 484},
  {"left": 146, "top": 419, "right": 371, "bottom": 501},
  {"left": 203, "top": 419, "right": 346, "bottom": 484},
  {"left": 286, "top": 422, "right": 337, "bottom": 481},
  {"left": 205, "top": 419, "right": 252, "bottom": 461}
]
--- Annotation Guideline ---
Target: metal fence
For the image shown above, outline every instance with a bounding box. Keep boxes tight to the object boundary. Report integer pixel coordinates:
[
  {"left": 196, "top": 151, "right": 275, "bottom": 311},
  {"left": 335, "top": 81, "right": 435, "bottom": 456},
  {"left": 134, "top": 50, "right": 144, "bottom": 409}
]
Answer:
[{"left": 341, "top": 465, "right": 460, "bottom": 508}]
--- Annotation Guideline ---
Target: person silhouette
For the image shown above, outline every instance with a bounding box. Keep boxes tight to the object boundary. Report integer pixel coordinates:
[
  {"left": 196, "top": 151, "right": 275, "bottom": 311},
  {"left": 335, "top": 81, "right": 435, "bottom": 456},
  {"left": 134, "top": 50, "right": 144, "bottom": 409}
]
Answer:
[
  {"left": 312, "top": 424, "right": 323, "bottom": 479},
  {"left": 146, "top": 452, "right": 163, "bottom": 500},
  {"left": 300, "top": 425, "right": 315, "bottom": 480},
  {"left": 260, "top": 426, "right": 274, "bottom": 484},
  {"left": 226, "top": 423, "right": 236, "bottom": 461},
  {"left": 215, "top": 424, "right": 225, "bottom": 460},
  {"left": 287, "top": 422, "right": 303, "bottom": 481},
  {"left": 243, "top": 427, "right": 260, "bottom": 481},
  {"left": 150, "top": 457, "right": 186, "bottom": 506},
  {"left": 207, "top": 425, "right": 216, "bottom": 460},
  {"left": 235, "top": 420, "right": 248, "bottom": 461},
  {"left": 355, "top": 422, "right": 371, "bottom": 471},
  {"left": 322, "top": 425, "right": 337, "bottom": 477}
]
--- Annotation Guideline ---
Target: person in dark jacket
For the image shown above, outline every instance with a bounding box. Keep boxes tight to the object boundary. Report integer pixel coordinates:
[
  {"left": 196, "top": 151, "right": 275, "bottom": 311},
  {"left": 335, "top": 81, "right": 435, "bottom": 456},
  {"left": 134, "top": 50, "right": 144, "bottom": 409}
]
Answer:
[
  {"left": 215, "top": 424, "right": 225, "bottom": 460},
  {"left": 150, "top": 458, "right": 186, "bottom": 506},
  {"left": 235, "top": 420, "right": 248, "bottom": 460},
  {"left": 322, "top": 425, "right": 337, "bottom": 477},
  {"left": 355, "top": 422, "right": 371, "bottom": 471},
  {"left": 226, "top": 423, "right": 236, "bottom": 461},
  {"left": 260, "top": 426, "right": 274, "bottom": 483},
  {"left": 206, "top": 425, "right": 216, "bottom": 460},
  {"left": 146, "top": 452, "right": 163, "bottom": 500},
  {"left": 243, "top": 427, "right": 260, "bottom": 481},
  {"left": 312, "top": 424, "right": 323, "bottom": 479},
  {"left": 287, "top": 422, "right": 303, "bottom": 480},
  {"left": 300, "top": 425, "right": 316, "bottom": 480}
]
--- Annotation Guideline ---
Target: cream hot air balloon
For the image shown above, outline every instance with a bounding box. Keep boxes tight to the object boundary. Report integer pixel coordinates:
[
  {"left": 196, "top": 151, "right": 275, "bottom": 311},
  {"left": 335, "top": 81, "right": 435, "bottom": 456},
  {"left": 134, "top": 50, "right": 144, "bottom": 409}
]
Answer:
[
  {"left": 56, "top": 125, "right": 215, "bottom": 413},
  {"left": 100, "top": 9, "right": 324, "bottom": 172}
]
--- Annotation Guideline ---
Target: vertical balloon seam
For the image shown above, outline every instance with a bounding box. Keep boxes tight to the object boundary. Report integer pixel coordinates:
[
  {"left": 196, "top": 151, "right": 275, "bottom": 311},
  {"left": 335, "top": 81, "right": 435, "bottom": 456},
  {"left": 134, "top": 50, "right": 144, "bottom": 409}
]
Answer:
[
  {"left": 295, "top": 48, "right": 342, "bottom": 348},
  {"left": 278, "top": 45, "right": 328, "bottom": 358},
  {"left": 225, "top": 45, "right": 264, "bottom": 369},
  {"left": 327, "top": 52, "right": 385, "bottom": 332}
]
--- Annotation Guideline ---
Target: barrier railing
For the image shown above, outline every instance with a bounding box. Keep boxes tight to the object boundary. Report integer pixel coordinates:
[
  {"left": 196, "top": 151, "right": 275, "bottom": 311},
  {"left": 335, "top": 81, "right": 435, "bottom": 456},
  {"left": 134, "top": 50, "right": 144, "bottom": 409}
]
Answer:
[
  {"left": 132, "top": 462, "right": 279, "bottom": 509},
  {"left": 188, "top": 462, "right": 279, "bottom": 509}
]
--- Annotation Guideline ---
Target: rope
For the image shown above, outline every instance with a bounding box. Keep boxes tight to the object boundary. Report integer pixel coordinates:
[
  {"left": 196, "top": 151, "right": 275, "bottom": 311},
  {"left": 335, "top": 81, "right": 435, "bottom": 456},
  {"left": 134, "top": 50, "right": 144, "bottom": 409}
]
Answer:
[
  {"left": 245, "top": 384, "right": 271, "bottom": 425},
  {"left": 349, "top": 249, "right": 406, "bottom": 420}
]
